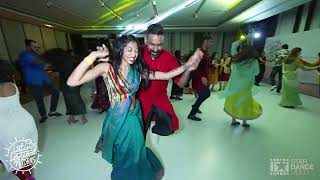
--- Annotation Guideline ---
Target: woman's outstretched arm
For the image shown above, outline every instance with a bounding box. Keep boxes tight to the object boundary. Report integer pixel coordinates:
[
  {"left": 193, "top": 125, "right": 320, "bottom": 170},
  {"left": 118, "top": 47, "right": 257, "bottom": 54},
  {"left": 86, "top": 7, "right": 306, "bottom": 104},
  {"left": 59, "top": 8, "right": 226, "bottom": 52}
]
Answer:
[
  {"left": 296, "top": 58, "right": 320, "bottom": 71},
  {"left": 67, "top": 45, "right": 110, "bottom": 87}
]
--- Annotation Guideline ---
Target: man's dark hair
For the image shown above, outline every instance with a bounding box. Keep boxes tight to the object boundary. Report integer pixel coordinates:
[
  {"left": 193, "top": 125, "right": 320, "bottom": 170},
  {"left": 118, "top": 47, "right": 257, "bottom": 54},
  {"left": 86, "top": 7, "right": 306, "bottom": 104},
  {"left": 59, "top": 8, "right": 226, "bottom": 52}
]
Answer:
[
  {"left": 25, "top": 39, "right": 36, "bottom": 47},
  {"left": 200, "top": 36, "right": 211, "bottom": 43},
  {"left": 282, "top": 44, "right": 288, "bottom": 49},
  {"left": 146, "top": 24, "right": 164, "bottom": 35},
  {"left": 318, "top": 52, "right": 320, "bottom": 58}
]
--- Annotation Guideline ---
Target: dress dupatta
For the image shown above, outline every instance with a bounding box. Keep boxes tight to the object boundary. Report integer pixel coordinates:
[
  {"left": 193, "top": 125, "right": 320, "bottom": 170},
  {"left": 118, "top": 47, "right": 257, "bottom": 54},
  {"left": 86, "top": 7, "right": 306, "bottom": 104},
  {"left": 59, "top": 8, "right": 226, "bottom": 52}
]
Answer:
[
  {"left": 218, "top": 59, "right": 259, "bottom": 106},
  {"left": 99, "top": 65, "right": 140, "bottom": 163}
]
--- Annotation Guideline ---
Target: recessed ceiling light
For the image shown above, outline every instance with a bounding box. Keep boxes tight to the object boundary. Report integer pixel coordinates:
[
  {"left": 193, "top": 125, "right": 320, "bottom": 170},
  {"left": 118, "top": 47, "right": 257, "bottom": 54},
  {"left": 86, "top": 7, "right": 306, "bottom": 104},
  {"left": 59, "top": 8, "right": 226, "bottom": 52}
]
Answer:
[{"left": 44, "top": 24, "right": 53, "bottom": 28}]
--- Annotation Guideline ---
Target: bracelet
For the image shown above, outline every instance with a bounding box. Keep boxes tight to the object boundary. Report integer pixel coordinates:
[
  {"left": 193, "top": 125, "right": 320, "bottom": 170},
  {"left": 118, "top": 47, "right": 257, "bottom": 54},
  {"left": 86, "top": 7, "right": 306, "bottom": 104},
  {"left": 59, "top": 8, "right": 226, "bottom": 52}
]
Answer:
[
  {"left": 181, "top": 64, "right": 190, "bottom": 71},
  {"left": 84, "top": 57, "right": 94, "bottom": 65}
]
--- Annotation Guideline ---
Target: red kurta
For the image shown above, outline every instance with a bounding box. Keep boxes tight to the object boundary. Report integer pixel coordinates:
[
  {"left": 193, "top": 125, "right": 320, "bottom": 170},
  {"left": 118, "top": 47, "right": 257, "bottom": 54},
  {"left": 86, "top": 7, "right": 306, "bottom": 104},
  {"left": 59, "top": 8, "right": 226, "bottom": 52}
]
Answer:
[
  {"left": 137, "top": 46, "right": 181, "bottom": 131},
  {"left": 192, "top": 50, "right": 210, "bottom": 91}
]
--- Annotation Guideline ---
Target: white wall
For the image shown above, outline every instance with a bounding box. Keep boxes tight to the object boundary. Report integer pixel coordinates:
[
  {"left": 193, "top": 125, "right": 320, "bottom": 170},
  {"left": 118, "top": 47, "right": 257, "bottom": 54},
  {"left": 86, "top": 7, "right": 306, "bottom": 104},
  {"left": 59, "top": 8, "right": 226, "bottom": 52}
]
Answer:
[
  {"left": 180, "top": 32, "right": 194, "bottom": 55},
  {"left": 275, "top": 8, "right": 297, "bottom": 36},
  {"left": 209, "top": 32, "right": 224, "bottom": 58},
  {"left": 0, "top": 18, "right": 26, "bottom": 61},
  {"left": 310, "top": 0, "right": 320, "bottom": 29},
  {"left": 276, "top": 0, "right": 320, "bottom": 36},
  {"left": 55, "top": 31, "right": 68, "bottom": 50},
  {"left": 41, "top": 27, "right": 57, "bottom": 50},
  {"left": 164, "top": 32, "right": 194, "bottom": 55},
  {"left": 264, "top": 29, "right": 320, "bottom": 84},
  {"left": 0, "top": 18, "right": 70, "bottom": 62},
  {"left": 298, "top": 3, "right": 310, "bottom": 32}
]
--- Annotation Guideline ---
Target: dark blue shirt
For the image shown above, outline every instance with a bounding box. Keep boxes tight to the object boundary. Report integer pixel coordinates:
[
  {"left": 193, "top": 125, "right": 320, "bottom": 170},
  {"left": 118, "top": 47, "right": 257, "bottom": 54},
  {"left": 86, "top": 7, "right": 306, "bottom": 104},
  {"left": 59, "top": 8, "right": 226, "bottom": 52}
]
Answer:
[{"left": 19, "top": 51, "right": 51, "bottom": 85}]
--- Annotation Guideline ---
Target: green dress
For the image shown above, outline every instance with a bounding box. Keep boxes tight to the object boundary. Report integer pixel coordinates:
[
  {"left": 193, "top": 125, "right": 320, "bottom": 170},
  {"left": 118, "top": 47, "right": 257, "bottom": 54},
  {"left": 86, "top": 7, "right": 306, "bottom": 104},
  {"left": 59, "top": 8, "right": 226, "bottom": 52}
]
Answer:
[
  {"left": 94, "top": 66, "right": 163, "bottom": 180},
  {"left": 279, "top": 61, "right": 302, "bottom": 107},
  {"left": 219, "top": 59, "right": 262, "bottom": 120}
]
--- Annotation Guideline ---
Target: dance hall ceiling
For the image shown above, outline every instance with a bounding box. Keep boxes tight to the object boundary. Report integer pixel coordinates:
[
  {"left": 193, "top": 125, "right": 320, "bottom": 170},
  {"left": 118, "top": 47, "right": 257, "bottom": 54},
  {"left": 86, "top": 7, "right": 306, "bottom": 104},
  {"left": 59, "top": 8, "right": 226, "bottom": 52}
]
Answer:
[{"left": 0, "top": 0, "right": 312, "bottom": 33}]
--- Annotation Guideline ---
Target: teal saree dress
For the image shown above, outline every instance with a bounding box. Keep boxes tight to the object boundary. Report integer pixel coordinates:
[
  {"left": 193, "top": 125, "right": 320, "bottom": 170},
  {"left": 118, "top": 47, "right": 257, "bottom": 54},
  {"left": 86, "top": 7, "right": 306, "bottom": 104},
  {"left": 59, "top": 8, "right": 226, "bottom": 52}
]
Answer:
[{"left": 95, "top": 66, "right": 163, "bottom": 180}]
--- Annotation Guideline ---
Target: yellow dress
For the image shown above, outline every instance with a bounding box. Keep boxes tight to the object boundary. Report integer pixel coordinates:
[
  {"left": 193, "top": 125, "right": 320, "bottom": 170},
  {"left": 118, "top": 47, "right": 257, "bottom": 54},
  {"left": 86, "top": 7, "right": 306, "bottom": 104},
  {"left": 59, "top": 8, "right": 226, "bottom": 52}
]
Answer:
[
  {"left": 220, "top": 59, "right": 262, "bottom": 120},
  {"left": 224, "top": 84, "right": 262, "bottom": 120},
  {"left": 208, "top": 60, "right": 218, "bottom": 84}
]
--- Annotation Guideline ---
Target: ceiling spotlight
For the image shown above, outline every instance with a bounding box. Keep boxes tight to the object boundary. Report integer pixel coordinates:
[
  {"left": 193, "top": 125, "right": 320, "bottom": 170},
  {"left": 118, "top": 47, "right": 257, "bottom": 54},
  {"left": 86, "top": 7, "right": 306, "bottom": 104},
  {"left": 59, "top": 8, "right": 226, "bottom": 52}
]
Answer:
[
  {"left": 193, "top": 13, "right": 198, "bottom": 19},
  {"left": 99, "top": 0, "right": 105, "bottom": 7},
  {"left": 152, "top": 0, "right": 157, "bottom": 6},
  {"left": 46, "top": 1, "right": 52, "bottom": 8},
  {"left": 253, "top": 32, "right": 261, "bottom": 39},
  {"left": 44, "top": 24, "right": 53, "bottom": 28},
  {"left": 240, "top": 35, "right": 246, "bottom": 40}
]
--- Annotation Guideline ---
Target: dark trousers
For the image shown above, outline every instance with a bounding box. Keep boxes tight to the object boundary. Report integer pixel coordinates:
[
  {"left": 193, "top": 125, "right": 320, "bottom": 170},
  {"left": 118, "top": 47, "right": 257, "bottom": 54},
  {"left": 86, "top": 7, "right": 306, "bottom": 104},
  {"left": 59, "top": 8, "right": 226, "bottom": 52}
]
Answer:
[
  {"left": 255, "top": 64, "right": 266, "bottom": 84},
  {"left": 269, "top": 65, "right": 282, "bottom": 93},
  {"left": 144, "top": 105, "right": 173, "bottom": 138},
  {"left": 28, "top": 83, "right": 60, "bottom": 117},
  {"left": 189, "top": 88, "right": 210, "bottom": 115},
  {"left": 170, "top": 82, "right": 183, "bottom": 97}
]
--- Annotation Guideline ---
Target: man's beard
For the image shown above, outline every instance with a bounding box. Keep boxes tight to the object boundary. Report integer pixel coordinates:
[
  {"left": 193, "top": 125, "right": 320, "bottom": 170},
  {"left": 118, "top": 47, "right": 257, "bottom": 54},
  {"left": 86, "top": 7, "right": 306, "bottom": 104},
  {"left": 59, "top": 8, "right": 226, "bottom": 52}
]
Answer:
[{"left": 149, "top": 49, "right": 163, "bottom": 58}]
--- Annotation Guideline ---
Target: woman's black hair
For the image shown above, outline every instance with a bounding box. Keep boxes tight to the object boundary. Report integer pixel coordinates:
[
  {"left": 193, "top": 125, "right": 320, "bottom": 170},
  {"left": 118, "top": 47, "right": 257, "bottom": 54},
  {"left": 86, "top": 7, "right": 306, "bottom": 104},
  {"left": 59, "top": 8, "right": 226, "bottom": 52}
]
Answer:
[
  {"left": 42, "top": 48, "right": 72, "bottom": 70},
  {"left": 285, "top": 47, "right": 302, "bottom": 64},
  {"left": 112, "top": 35, "right": 152, "bottom": 87},
  {"left": 233, "top": 45, "right": 259, "bottom": 63}
]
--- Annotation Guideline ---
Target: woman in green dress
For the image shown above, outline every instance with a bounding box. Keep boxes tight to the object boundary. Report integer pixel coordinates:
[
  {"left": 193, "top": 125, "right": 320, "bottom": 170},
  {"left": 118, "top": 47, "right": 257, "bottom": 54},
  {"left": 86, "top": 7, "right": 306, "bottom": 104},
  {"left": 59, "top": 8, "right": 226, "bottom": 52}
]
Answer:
[
  {"left": 67, "top": 35, "right": 202, "bottom": 180},
  {"left": 279, "top": 48, "right": 320, "bottom": 108},
  {"left": 219, "top": 45, "right": 262, "bottom": 128}
]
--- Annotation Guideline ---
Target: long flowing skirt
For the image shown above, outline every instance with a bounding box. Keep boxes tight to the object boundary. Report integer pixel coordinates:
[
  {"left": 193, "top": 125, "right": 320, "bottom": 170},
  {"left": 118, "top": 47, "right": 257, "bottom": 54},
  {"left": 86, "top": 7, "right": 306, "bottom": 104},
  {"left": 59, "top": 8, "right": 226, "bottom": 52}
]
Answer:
[
  {"left": 279, "top": 72, "right": 302, "bottom": 107},
  {"left": 224, "top": 84, "right": 262, "bottom": 120},
  {"left": 95, "top": 101, "right": 163, "bottom": 180},
  {"left": 208, "top": 65, "right": 218, "bottom": 84}
]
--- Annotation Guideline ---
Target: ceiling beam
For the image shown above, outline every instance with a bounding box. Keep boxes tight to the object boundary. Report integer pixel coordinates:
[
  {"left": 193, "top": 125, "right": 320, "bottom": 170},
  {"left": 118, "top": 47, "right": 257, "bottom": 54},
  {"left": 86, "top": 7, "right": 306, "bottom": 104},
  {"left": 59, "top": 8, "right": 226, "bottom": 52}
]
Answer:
[{"left": 0, "top": 4, "right": 75, "bottom": 31}]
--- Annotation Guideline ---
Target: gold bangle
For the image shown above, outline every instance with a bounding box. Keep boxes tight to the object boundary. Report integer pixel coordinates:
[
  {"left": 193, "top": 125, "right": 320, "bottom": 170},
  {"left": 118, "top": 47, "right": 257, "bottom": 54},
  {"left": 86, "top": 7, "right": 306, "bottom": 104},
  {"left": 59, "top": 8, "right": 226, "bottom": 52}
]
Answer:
[{"left": 84, "top": 57, "right": 94, "bottom": 65}]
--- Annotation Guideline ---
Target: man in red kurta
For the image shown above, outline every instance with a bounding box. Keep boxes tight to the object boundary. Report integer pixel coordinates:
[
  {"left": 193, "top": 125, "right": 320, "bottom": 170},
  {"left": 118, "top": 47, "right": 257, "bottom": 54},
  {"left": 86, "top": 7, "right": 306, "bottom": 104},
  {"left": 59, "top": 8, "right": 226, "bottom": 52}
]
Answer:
[
  {"left": 188, "top": 37, "right": 211, "bottom": 121},
  {"left": 137, "top": 24, "right": 195, "bottom": 136}
]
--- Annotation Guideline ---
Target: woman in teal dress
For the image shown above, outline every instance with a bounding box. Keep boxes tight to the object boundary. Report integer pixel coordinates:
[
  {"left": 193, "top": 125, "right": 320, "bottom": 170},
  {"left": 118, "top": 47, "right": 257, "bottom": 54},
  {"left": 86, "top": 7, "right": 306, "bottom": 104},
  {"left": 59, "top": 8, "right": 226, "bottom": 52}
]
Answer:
[
  {"left": 219, "top": 45, "right": 262, "bottom": 128},
  {"left": 67, "top": 35, "right": 202, "bottom": 179},
  {"left": 279, "top": 48, "right": 320, "bottom": 108}
]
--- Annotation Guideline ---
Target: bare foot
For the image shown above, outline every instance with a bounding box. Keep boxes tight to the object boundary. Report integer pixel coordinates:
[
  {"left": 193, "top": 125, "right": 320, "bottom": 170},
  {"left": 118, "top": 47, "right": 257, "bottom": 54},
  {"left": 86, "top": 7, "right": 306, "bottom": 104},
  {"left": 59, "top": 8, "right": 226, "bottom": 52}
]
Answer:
[
  {"left": 80, "top": 115, "right": 88, "bottom": 124},
  {"left": 67, "top": 117, "right": 78, "bottom": 125}
]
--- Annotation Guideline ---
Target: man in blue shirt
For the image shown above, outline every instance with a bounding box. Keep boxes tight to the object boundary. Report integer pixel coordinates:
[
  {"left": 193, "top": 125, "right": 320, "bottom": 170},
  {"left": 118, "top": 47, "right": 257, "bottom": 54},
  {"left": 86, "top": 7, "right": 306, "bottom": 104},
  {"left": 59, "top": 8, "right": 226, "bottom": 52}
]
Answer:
[{"left": 19, "top": 39, "right": 62, "bottom": 123}]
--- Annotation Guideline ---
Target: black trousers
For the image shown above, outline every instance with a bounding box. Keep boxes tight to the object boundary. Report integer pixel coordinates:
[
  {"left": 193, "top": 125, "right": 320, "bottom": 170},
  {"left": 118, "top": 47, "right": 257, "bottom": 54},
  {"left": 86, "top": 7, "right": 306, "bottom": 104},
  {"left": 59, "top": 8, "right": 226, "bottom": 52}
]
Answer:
[
  {"left": 144, "top": 105, "right": 174, "bottom": 139},
  {"left": 28, "top": 83, "right": 60, "bottom": 117},
  {"left": 269, "top": 65, "right": 282, "bottom": 93},
  {"left": 170, "top": 82, "right": 183, "bottom": 97},
  {"left": 255, "top": 64, "right": 265, "bottom": 84},
  {"left": 189, "top": 87, "right": 210, "bottom": 115}
]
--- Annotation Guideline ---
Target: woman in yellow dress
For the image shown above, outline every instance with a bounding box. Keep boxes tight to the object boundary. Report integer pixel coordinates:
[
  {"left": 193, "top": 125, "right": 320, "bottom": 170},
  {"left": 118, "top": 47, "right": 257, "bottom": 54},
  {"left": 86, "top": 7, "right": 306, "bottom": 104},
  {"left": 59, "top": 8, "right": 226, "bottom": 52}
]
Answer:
[
  {"left": 219, "top": 45, "right": 262, "bottom": 128},
  {"left": 219, "top": 53, "right": 232, "bottom": 90},
  {"left": 208, "top": 52, "right": 219, "bottom": 91},
  {"left": 279, "top": 48, "right": 320, "bottom": 108}
]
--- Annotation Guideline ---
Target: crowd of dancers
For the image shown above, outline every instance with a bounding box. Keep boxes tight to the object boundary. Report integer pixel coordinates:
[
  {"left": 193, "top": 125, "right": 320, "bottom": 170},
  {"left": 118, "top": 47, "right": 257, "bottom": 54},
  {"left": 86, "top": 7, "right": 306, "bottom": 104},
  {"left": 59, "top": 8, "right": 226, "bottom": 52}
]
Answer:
[{"left": 0, "top": 23, "right": 319, "bottom": 180}]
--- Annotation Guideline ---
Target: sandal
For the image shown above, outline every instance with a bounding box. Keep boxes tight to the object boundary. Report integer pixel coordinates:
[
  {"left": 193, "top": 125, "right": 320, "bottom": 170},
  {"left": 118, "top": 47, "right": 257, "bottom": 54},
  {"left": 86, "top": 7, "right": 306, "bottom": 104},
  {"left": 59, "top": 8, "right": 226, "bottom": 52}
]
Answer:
[
  {"left": 231, "top": 121, "right": 240, "bottom": 126},
  {"left": 242, "top": 123, "right": 250, "bottom": 128}
]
